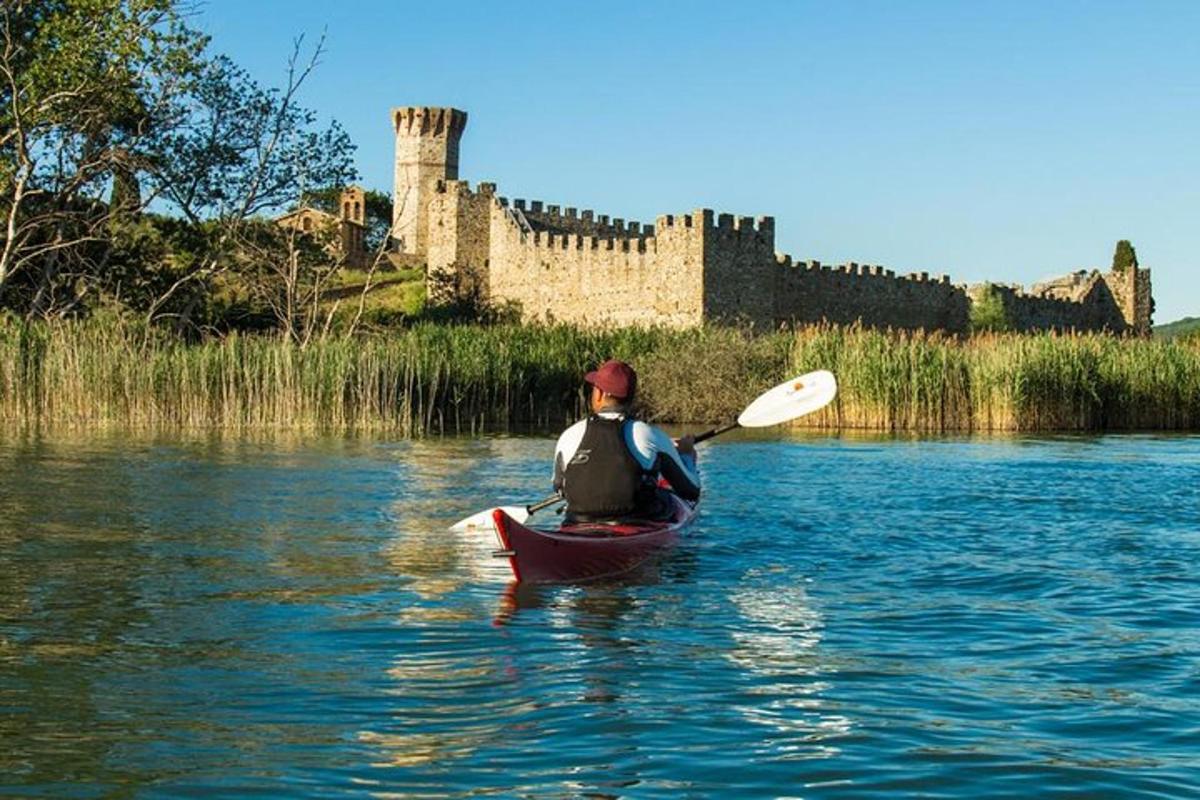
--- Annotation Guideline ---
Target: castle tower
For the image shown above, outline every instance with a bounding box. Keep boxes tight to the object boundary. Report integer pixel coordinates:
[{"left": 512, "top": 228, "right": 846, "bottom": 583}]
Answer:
[{"left": 391, "top": 106, "right": 467, "bottom": 257}]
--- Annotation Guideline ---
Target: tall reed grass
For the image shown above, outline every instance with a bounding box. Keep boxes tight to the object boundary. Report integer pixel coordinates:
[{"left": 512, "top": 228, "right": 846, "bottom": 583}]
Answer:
[
  {"left": 790, "top": 326, "right": 1200, "bottom": 431},
  {"left": 2, "top": 318, "right": 1197, "bottom": 432}
]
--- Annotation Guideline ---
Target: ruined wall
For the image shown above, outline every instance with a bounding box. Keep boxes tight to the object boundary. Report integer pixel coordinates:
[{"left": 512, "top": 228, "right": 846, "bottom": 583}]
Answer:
[
  {"left": 1105, "top": 267, "right": 1154, "bottom": 335},
  {"left": 977, "top": 266, "right": 1153, "bottom": 335},
  {"left": 485, "top": 202, "right": 705, "bottom": 328},
  {"left": 976, "top": 283, "right": 1111, "bottom": 333},
  {"left": 1131, "top": 268, "right": 1153, "bottom": 334}
]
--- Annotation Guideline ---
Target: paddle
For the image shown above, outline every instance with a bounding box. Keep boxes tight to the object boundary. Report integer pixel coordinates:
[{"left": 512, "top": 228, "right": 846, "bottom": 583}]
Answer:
[{"left": 448, "top": 369, "right": 838, "bottom": 532}]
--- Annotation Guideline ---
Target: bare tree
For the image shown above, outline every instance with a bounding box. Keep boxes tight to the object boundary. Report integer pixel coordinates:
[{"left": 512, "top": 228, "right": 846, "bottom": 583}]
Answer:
[{"left": 143, "top": 33, "right": 356, "bottom": 331}]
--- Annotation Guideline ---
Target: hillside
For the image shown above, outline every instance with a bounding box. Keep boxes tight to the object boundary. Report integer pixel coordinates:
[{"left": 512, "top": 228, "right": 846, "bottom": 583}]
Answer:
[{"left": 1154, "top": 317, "right": 1200, "bottom": 339}]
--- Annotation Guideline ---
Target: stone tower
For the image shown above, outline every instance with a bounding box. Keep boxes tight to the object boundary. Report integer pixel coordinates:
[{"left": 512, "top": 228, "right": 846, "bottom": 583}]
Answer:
[{"left": 391, "top": 106, "right": 467, "bottom": 257}]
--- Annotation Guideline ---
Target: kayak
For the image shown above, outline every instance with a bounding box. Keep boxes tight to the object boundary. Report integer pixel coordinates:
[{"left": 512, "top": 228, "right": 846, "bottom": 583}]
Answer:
[{"left": 490, "top": 494, "right": 699, "bottom": 584}]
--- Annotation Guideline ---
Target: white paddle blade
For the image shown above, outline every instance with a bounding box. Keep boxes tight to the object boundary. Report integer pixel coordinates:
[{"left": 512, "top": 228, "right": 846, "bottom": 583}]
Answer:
[
  {"left": 448, "top": 505, "right": 530, "bottom": 532},
  {"left": 737, "top": 369, "right": 838, "bottom": 428}
]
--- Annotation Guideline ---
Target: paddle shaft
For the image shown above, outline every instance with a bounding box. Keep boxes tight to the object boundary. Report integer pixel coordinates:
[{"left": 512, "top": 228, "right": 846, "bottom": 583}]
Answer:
[
  {"left": 527, "top": 494, "right": 564, "bottom": 514},
  {"left": 693, "top": 422, "right": 738, "bottom": 444}
]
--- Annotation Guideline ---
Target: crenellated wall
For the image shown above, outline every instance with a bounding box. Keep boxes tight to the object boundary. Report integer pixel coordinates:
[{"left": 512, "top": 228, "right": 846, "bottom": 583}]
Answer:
[
  {"left": 421, "top": 182, "right": 1150, "bottom": 333},
  {"left": 774, "top": 258, "right": 969, "bottom": 331},
  {"left": 485, "top": 201, "right": 704, "bottom": 328},
  {"left": 511, "top": 199, "right": 653, "bottom": 240},
  {"left": 400, "top": 105, "right": 1154, "bottom": 334},
  {"left": 696, "top": 211, "right": 777, "bottom": 326}
]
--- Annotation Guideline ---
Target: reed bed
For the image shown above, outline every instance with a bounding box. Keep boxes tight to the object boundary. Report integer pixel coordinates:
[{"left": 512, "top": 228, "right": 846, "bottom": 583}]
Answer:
[
  {"left": 791, "top": 326, "right": 1200, "bottom": 431},
  {"left": 1, "top": 318, "right": 1198, "bottom": 433},
  {"left": 0, "top": 318, "right": 681, "bottom": 433}
]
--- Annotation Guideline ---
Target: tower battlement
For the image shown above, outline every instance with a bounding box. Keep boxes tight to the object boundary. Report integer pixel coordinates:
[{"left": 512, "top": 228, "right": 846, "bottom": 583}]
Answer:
[{"left": 391, "top": 106, "right": 467, "bottom": 138}]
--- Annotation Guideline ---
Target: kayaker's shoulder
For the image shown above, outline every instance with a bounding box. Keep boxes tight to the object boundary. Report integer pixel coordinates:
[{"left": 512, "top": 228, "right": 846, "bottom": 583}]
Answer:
[
  {"left": 555, "top": 418, "right": 588, "bottom": 449},
  {"left": 627, "top": 419, "right": 671, "bottom": 449}
]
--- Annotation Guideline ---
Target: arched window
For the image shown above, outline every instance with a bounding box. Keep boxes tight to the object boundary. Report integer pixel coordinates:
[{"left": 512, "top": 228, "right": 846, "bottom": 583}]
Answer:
[
  {"left": 343, "top": 201, "right": 351, "bottom": 217},
  {"left": 354, "top": 201, "right": 361, "bottom": 219},
  {"left": 302, "top": 216, "right": 312, "bottom": 232}
]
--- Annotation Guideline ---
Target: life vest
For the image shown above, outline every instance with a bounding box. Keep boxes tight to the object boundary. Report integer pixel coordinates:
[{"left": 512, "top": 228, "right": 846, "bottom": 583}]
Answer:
[{"left": 562, "top": 415, "right": 657, "bottom": 518}]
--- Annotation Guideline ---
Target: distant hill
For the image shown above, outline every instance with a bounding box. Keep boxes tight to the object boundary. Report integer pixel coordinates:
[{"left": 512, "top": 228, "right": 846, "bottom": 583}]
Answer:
[{"left": 1154, "top": 317, "right": 1200, "bottom": 339}]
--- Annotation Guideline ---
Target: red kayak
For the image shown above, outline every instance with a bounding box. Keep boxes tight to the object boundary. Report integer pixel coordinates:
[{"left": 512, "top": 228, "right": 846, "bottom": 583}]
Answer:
[{"left": 491, "top": 494, "right": 699, "bottom": 584}]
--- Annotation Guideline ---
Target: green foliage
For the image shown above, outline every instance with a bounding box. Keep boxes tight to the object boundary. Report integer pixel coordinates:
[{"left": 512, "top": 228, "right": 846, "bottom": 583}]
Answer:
[
  {"left": 1153, "top": 316, "right": 1200, "bottom": 340},
  {"left": 1111, "top": 239, "right": 1138, "bottom": 273},
  {"left": 0, "top": 1, "right": 205, "bottom": 290},
  {"left": 1, "top": 0, "right": 356, "bottom": 331},
  {"left": 634, "top": 328, "right": 792, "bottom": 423},
  {"left": 969, "top": 283, "right": 1012, "bottom": 333},
  {"left": 152, "top": 51, "right": 356, "bottom": 223}
]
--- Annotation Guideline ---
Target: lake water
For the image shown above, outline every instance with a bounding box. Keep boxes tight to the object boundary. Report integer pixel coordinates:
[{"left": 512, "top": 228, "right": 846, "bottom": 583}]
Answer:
[{"left": 2, "top": 431, "right": 1198, "bottom": 798}]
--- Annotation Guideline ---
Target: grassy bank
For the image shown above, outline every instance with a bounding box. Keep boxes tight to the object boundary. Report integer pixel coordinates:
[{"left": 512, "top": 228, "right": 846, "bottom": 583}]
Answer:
[{"left": 2, "top": 318, "right": 1198, "bottom": 432}]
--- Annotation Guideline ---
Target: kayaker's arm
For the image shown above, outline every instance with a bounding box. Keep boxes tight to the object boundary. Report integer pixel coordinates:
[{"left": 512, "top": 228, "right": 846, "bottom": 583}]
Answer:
[
  {"left": 632, "top": 422, "right": 701, "bottom": 501},
  {"left": 657, "top": 451, "right": 700, "bottom": 501}
]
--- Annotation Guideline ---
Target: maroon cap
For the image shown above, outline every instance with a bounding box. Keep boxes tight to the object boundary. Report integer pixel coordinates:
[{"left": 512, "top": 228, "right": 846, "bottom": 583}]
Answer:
[{"left": 585, "top": 359, "right": 637, "bottom": 399}]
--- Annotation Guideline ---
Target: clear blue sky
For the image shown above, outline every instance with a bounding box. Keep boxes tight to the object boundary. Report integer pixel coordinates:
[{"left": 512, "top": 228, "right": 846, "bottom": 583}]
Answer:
[{"left": 198, "top": 0, "right": 1199, "bottom": 323}]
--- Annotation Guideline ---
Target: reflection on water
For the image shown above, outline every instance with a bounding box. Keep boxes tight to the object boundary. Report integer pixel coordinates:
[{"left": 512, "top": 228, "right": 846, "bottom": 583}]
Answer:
[
  {"left": 727, "top": 574, "right": 852, "bottom": 761},
  {"left": 2, "top": 431, "right": 1199, "bottom": 798}
]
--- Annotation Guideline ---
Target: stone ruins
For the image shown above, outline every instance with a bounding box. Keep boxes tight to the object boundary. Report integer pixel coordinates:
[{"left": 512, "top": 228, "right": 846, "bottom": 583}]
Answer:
[{"left": 390, "top": 106, "right": 1153, "bottom": 334}]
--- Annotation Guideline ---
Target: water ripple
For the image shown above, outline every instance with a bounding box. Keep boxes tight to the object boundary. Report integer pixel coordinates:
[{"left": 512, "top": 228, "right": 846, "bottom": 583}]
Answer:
[{"left": 1, "top": 432, "right": 1198, "bottom": 797}]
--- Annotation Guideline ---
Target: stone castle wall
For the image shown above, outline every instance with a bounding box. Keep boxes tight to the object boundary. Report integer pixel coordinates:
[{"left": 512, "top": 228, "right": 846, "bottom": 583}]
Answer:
[
  {"left": 773, "top": 258, "right": 969, "bottom": 331},
  {"left": 485, "top": 199, "right": 704, "bottom": 328},
  {"left": 1107, "top": 267, "right": 1154, "bottom": 336},
  {"left": 422, "top": 180, "right": 1150, "bottom": 334},
  {"left": 426, "top": 180, "right": 494, "bottom": 301},
  {"left": 396, "top": 105, "right": 1153, "bottom": 335}
]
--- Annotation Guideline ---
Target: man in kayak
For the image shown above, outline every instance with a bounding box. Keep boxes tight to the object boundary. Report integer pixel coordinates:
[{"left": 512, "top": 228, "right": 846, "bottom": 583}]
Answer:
[{"left": 553, "top": 359, "right": 700, "bottom": 521}]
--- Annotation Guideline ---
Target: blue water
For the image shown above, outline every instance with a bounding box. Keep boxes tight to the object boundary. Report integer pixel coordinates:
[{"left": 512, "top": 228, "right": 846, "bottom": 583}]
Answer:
[{"left": 1, "top": 432, "right": 1198, "bottom": 798}]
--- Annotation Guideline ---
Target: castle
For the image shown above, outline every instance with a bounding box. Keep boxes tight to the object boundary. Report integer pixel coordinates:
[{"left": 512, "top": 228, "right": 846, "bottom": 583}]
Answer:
[{"left": 389, "top": 106, "right": 1152, "bottom": 334}]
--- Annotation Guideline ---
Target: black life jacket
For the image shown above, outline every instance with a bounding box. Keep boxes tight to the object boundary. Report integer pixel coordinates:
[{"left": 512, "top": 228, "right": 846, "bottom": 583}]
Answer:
[{"left": 562, "top": 415, "right": 657, "bottom": 518}]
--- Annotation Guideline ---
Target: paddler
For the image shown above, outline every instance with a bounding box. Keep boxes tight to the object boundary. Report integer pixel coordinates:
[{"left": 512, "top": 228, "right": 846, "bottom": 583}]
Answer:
[{"left": 553, "top": 359, "right": 701, "bottom": 521}]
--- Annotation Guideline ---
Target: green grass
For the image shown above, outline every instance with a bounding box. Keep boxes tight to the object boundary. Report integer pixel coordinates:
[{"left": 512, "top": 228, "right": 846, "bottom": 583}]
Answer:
[
  {"left": 2, "top": 318, "right": 1198, "bottom": 433},
  {"left": 331, "top": 266, "right": 423, "bottom": 287}
]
